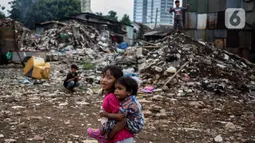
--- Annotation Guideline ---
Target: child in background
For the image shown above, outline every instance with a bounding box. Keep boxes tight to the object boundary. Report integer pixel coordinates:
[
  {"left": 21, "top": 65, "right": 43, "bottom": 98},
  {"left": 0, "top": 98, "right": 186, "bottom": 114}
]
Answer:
[
  {"left": 169, "top": 0, "right": 189, "bottom": 32},
  {"left": 89, "top": 76, "right": 144, "bottom": 142},
  {"left": 88, "top": 65, "right": 133, "bottom": 143},
  {"left": 63, "top": 64, "right": 80, "bottom": 92}
]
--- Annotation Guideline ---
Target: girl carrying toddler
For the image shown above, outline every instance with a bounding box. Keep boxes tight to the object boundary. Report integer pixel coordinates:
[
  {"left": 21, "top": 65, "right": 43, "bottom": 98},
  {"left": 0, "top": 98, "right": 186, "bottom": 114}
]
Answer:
[
  {"left": 87, "top": 65, "right": 144, "bottom": 143},
  {"left": 87, "top": 65, "right": 133, "bottom": 143}
]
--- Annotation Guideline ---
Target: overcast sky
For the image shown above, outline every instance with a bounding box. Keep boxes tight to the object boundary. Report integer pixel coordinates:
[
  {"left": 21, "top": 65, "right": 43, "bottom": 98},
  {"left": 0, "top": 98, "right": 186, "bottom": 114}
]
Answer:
[{"left": 0, "top": 0, "right": 134, "bottom": 20}]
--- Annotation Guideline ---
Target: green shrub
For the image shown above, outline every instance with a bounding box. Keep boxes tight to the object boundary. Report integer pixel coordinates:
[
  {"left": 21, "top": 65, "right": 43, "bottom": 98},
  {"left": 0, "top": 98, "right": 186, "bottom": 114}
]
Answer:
[{"left": 82, "top": 60, "right": 95, "bottom": 70}]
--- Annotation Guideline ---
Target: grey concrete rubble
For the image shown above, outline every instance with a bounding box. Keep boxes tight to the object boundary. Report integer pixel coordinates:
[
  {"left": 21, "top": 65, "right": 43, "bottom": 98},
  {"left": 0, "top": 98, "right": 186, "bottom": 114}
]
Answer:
[
  {"left": 21, "top": 20, "right": 101, "bottom": 51},
  {"left": 113, "top": 33, "right": 255, "bottom": 97}
]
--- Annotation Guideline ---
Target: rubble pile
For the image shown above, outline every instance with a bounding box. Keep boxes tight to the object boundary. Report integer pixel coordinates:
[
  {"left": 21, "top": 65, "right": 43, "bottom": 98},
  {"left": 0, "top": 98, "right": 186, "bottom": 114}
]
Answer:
[
  {"left": 116, "top": 33, "right": 255, "bottom": 96},
  {"left": 21, "top": 20, "right": 100, "bottom": 51}
]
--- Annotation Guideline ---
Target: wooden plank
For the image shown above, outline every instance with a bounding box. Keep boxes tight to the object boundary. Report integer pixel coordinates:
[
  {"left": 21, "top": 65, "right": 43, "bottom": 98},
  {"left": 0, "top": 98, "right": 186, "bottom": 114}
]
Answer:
[
  {"left": 163, "top": 62, "right": 189, "bottom": 87},
  {"left": 142, "top": 46, "right": 160, "bottom": 49}
]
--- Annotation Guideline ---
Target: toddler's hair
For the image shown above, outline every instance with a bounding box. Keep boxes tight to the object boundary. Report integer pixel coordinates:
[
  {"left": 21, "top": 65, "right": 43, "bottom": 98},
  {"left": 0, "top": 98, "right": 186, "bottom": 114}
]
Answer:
[{"left": 116, "top": 76, "right": 138, "bottom": 96}]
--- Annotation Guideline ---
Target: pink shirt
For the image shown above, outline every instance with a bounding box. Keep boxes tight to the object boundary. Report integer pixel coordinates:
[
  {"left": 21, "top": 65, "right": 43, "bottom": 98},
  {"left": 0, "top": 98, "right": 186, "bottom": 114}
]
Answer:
[{"left": 102, "top": 93, "right": 134, "bottom": 143}]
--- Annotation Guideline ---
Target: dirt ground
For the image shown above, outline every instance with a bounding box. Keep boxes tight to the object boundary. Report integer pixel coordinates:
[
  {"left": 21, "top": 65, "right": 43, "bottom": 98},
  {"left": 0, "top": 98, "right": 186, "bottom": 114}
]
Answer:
[{"left": 0, "top": 65, "right": 254, "bottom": 143}]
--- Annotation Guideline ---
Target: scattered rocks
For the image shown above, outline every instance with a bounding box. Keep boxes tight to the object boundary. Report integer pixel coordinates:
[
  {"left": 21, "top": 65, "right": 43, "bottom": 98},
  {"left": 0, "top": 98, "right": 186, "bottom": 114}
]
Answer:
[
  {"left": 59, "top": 102, "right": 69, "bottom": 106},
  {"left": 225, "top": 122, "right": 236, "bottom": 130},
  {"left": 64, "top": 120, "right": 71, "bottom": 125},
  {"left": 152, "top": 95, "right": 163, "bottom": 101},
  {"left": 156, "top": 109, "right": 167, "bottom": 118},
  {"left": 12, "top": 106, "right": 25, "bottom": 109},
  {"left": 4, "top": 139, "right": 17, "bottom": 143},
  {"left": 214, "top": 135, "right": 223, "bottom": 143},
  {"left": 189, "top": 101, "right": 205, "bottom": 108},
  {"left": 149, "top": 105, "right": 162, "bottom": 113},
  {"left": 81, "top": 140, "right": 98, "bottom": 143},
  {"left": 76, "top": 101, "right": 90, "bottom": 105},
  {"left": 32, "top": 135, "right": 44, "bottom": 141},
  {"left": 143, "top": 110, "right": 152, "bottom": 118}
]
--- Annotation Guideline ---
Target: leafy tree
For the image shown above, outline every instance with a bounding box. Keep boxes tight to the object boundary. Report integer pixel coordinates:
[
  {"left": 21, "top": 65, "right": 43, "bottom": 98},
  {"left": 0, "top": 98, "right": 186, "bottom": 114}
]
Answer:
[
  {"left": 120, "top": 14, "right": 131, "bottom": 25},
  {"left": 0, "top": 5, "right": 5, "bottom": 19},
  {"left": 95, "top": 12, "right": 103, "bottom": 16},
  {"left": 106, "top": 10, "right": 118, "bottom": 21},
  {"left": 9, "top": 0, "right": 81, "bottom": 28},
  {"left": 95, "top": 11, "right": 118, "bottom": 21},
  {"left": 1, "top": 6, "right": 5, "bottom": 10},
  {"left": 9, "top": 0, "right": 36, "bottom": 23},
  {"left": 0, "top": 11, "right": 5, "bottom": 19}
]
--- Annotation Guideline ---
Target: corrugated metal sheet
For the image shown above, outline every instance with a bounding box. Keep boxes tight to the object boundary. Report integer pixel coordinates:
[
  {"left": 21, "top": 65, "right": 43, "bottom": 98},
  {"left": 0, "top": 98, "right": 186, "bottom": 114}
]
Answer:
[
  {"left": 206, "top": 30, "right": 215, "bottom": 42},
  {"left": 218, "top": 0, "right": 227, "bottom": 11},
  {"left": 126, "top": 26, "right": 134, "bottom": 45},
  {"left": 226, "top": 48, "right": 240, "bottom": 55},
  {"left": 214, "top": 30, "right": 227, "bottom": 38},
  {"left": 242, "top": 24, "right": 253, "bottom": 30},
  {"left": 185, "top": 12, "right": 197, "bottom": 29},
  {"left": 239, "top": 31, "right": 251, "bottom": 49},
  {"left": 0, "top": 27, "right": 16, "bottom": 54},
  {"left": 227, "top": 30, "right": 239, "bottom": 48},
  {"left": 197, "top": 14, "right": 207, "bottom": 29},
  {"left": 185, "top": 30, "right": 195, "bottom": 39},
  {"left": 246, "top": 10, "right": 255, "bottom": 26},
  {"left": 197, "top": 0, "right": 208, "bottom": 13},
  {"left": 217, "top": 11, "right": 226, "bottom": 29},
  {"left": 242, "top": 49, "right": 250, "bottom": 60},
  {"left": 183, "top": 0, "right": 197, "bottom": 12},
  {"left": 195, "top": 30, "right": 206, "bottom": 41},
  {"left": 207, "top": 13, "right": 217, "bottom": 29},
  {"left": 252, "top": 31, "right": 255, "bottom": 52},
  {"left": 243, "top": 1, "right": 254, "bottom": 12},
  {"left": 208, "top": 0, "right": 219, "bottom": 13},
  {"left": 250, "top": 53, "right": 255, "bottom": 63},
  {"left": 226, "top": 0, "right": 242, "bottom": 8}
]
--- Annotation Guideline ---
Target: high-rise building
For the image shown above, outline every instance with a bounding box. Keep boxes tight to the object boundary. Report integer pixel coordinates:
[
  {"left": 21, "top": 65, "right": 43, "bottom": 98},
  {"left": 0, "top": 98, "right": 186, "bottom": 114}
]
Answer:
[
  {"left": 134, "top": 0, "right": 174, "bottom": 25},
  {"left": 80, "top": 0, "right": 92, "bottom": 13}
]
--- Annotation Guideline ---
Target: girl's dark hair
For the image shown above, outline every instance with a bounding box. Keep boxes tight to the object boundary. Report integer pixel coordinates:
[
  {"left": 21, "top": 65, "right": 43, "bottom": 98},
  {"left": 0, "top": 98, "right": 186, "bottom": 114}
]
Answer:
[
  {"left": 175, "top": 0, "right": 180, "bottom": 3},
  {"left": 117, "top": 76, "right": 138, "bottom": 96},
  {"left": 102, "top": 65, "right": 123, "bottom": 94},
  {"left": 102, "top": 65, "right": 123, "bottom": 79}
]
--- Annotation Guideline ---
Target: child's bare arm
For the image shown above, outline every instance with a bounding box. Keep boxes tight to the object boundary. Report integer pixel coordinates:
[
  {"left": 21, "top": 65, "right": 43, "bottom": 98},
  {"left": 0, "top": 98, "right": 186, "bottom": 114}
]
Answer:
[{"left": 100, "top": 111, "right": 125, "bottom": 120}]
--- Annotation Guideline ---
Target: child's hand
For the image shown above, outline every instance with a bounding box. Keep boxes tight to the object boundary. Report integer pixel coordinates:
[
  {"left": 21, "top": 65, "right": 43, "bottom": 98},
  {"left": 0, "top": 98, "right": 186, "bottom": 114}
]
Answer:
[
  {"left": 100, "top": 111, "right": 108, "bottom": 118},
  {"left": 107, "top": 132, "right": 115, "bottom": 140}
]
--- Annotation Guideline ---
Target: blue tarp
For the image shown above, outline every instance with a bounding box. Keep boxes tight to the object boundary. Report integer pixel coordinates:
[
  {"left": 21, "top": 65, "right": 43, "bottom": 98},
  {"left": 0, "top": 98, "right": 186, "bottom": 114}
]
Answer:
[{"left": 117, "top": 42, "right": 129, "bottom": 50}]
